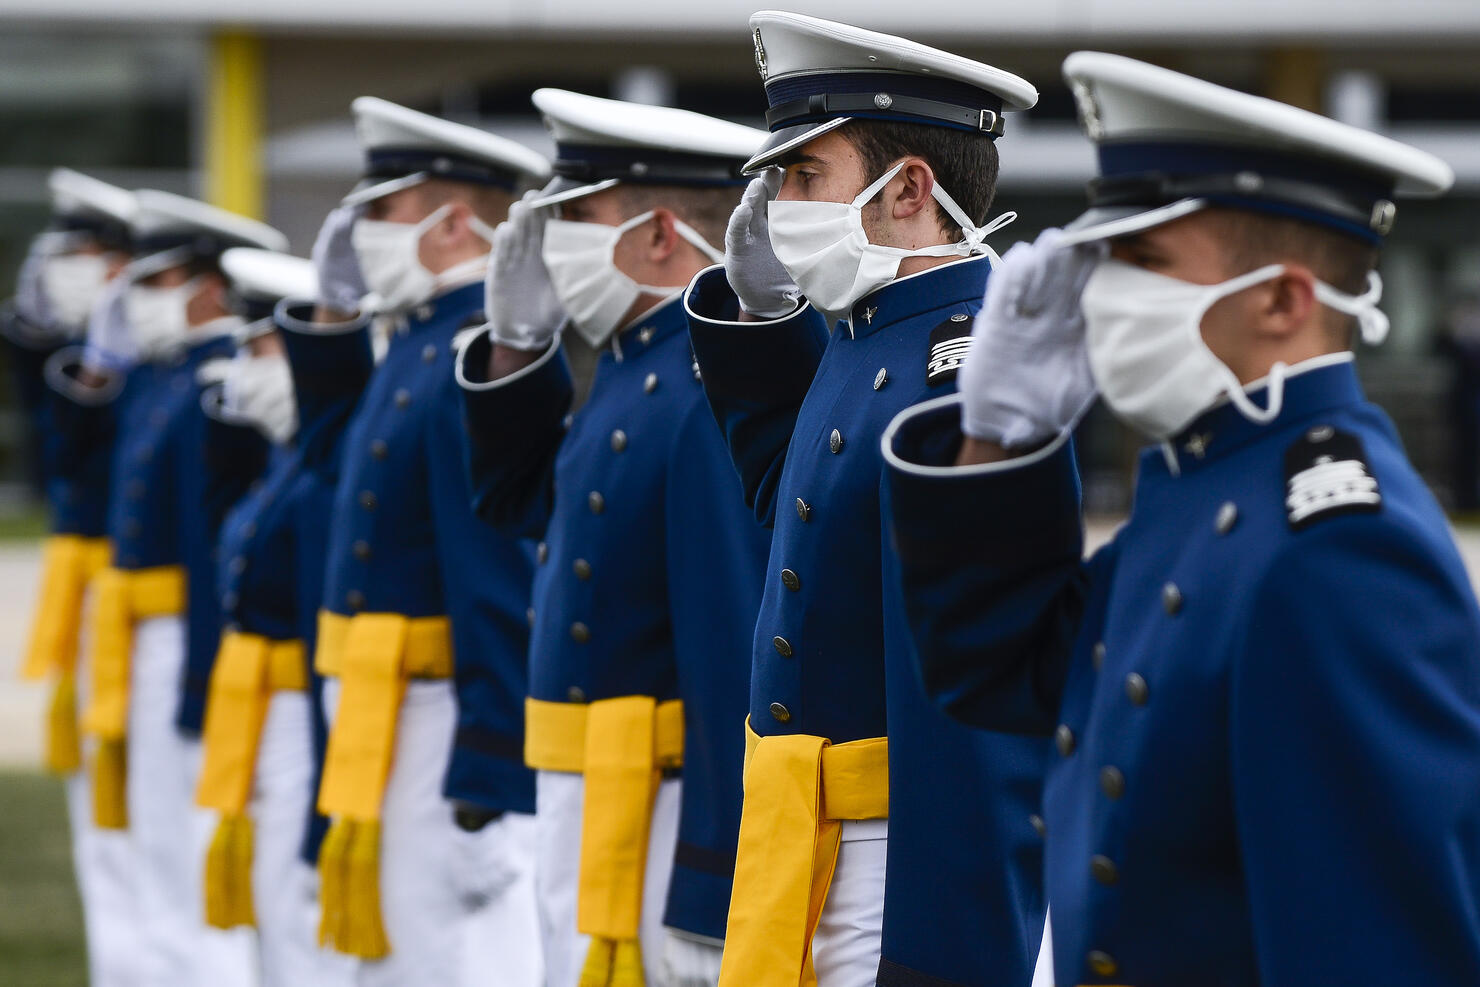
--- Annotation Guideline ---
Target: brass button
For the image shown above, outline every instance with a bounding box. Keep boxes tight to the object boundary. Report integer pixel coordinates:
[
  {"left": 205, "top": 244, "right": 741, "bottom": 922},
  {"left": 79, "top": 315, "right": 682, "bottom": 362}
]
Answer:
[
  {"left": 228, "top": 556, "right": 247, "bottom": 576},
  {"left": 394, "top": 388, "right": 411, "bottom": 409},
  {"left": 1029, "top": 814, "right": 1047, "bottom": 838},
  {"left": 573, "top": 559, "right": 592, "bottom": 580},
  {"left": 536, "top": 542, "right": 548, "bottom": 565},
  {"left": 638, "top": 326, "right": 655, "bottom": 345},
  {"left": 829, "top": 429, "right": 844, "bottom": 454},
  {"left": 352, "top": 541, "right": 371, "bottom": 561},
  {"left": 422, "top": 344, "right": 437, "bottom": 363},
  {"left": 610, "top": 430, "right": 627, "bottom": 452},
  {"left": 1099, "top": 765, "right": 1125, "bottom": 800},
  {"left": 1053, "top": 725, "right": 1077, "bottom": 757},
  {"left": 588, "top": 491, "right": 605, "bottom": 514},
  {"left": 780, "top": 569, "right": 801, "bottom": 592},
  {"left": 1216, "top": 501, "right": 1238, "bottom": 535},
  {"left": 873, "top": 367, "right": 888, "bottom": 391},
  {"left": 1162, "top": 582, "right": 1183, "bottom": 615},
  {"left": 563, "top": 413, "right": 575, "bottom": 430},
  {"left": 566, "top": 686, "right": 587, "bottom": 703},
  {"left": 1125, "top": 673, "right": 1149, "bottom": 706},
  {"left": 570, "top": 622, "right": 590, "bottom": 644},
  {"left": 768, "top": 702, "right": 791, "bottom": 723},
  {"left": 1054, "top": 724, "right": 1076, "bottom": 757},
  {"left": 345, "top": 590, "right": 366, "bottom": 612},
  {"left": 644, "top": 372, "right": 658, "bottom": 394},
  {"left": 526, "top": 607, "right": 535, "bottom": 627},
  {"left": 359, "top": 490, "right": 377, "bottom": 511},
  {"left": 1092, "top": 641, "right": 1106, "bottom": 670},
  {"left": 370, "top": 439, "right": 388, "bottom": 460},
  {"left": 1087, "top": 951, "right": 1118, "bottom": 978},
  {"left": 772, "top": 636, "right": 793, "bottom": 658},
  {"left": 795, "top": 498, "right": 811, "bottom": 522},
  {"left": 1090, "top": 854, "right": 1118, "bottom": 885}
]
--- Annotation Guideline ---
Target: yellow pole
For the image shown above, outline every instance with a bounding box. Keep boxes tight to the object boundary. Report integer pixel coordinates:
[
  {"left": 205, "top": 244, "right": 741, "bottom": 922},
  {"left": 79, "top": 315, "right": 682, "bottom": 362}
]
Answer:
[{"left": 205, "top": 30, "right": 265, "bottom": 220}]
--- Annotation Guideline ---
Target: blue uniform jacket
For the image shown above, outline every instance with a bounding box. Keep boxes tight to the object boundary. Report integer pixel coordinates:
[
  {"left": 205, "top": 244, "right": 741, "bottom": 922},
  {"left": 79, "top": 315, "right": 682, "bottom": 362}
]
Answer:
[
  {"left": 68, "top": 331, "right": 267, "bottom": 733},
  {"left": 299, "top": 281, "right": 536, "bottom": 814},
  {"left": 459, "top": 295, "right": 768, "bottom": 940},
  {"left": 1, "top": 305, "right": 66, "bottom": 503},
  {"left": 685, "top": 258, "right": 1048, "bottom": 985},
  {"left": 884, "top": 357, "right": 1480, "bottom": 986},
  {"left": 277, "top": 301, "right": 377, "bottom": 862}
]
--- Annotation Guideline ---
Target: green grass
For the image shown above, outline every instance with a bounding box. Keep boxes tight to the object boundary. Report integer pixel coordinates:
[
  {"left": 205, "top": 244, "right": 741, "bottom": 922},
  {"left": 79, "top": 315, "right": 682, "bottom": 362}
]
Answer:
[
  {"left": 0, "top": 506, "right": 49, "bottom": 542},
  {"left": 0, "top": 771, "right": 86, "bottom": 985}
]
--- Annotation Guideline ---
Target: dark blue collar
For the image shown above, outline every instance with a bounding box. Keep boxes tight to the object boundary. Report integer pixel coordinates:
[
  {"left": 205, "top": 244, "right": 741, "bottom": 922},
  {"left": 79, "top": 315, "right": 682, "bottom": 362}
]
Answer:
[
  {"left": 846, "top": 255, "right": 990, "bottom": 339},
  {"left": 401, "top": 280, "right": 484, "bottom": 336},
  {"left": 612, "top": 294, "right": 688, "bottom": 358},
  {"left": 1154, "top": 356, "right": 1366, "bottom": 475}
]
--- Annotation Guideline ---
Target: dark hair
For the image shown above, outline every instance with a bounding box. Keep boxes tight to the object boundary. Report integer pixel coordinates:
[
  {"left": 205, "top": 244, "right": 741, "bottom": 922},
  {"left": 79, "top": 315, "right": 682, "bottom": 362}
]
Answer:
[
  {"left": 841, "top": 119, "right": 1001, "bottom": 241},
  {"left": 1205, "top": 207, "right": 1381, "bottom": 342}
]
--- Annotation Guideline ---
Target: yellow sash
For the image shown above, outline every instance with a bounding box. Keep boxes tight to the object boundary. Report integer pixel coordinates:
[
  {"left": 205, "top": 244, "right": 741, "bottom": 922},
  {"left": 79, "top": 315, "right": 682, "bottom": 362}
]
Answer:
[
  {"left": 196, "top": 632, "right": 308, "bottom": 930},
  {"left": 717, "top": 719, "right": 889, "bottom": 987},
  {"left": 20, "top": 536, "right": 110, "bottom": 775},
  {"left": 314, "top": 609, "right": 453, "bottom": 960},
  {"left": 525, "top": 696, "right": 684, "bottom": 986},
  {"left": 80, "top": 565, "right": 187, "bottom": 830}
]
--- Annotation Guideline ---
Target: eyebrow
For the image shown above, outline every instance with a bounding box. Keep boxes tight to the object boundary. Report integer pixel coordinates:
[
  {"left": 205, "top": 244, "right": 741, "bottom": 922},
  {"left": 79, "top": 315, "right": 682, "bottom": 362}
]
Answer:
[{"left": 775, "top": 152, "right": 823, "bottom": 169}]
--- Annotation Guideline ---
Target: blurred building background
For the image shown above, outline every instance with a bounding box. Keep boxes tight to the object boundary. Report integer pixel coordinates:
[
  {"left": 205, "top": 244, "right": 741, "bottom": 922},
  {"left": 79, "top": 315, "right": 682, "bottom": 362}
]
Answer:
[{"left": 1, "top": 0, "right": 1478, "bottom": 510}]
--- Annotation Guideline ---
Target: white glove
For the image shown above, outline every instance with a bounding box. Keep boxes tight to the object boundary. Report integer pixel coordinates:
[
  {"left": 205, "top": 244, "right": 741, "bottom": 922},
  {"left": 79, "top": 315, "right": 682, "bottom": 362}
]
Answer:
[
  {"left": 724, "top": 171, "right": 801, "bottom": 319},
  {"left": 311, "top": 204, "right": 367, "bottom": 313},
  {"left": 486, "top": 189, "right": 564, "bottom": 351},
  {"left": 81, "top": 270, "right": 138, "bottom": 373},
  {"left": 661, "top": 929, "right": 724, "bottom": 987},
  {"left": 959, "top": 228, "right": 1104, "bottom": 447},
  {"left": 13, "top": 234, "right": 58, "bottom": 330},
  {"left": 201, "top": 352, "right": 298, "bottom": 445}
]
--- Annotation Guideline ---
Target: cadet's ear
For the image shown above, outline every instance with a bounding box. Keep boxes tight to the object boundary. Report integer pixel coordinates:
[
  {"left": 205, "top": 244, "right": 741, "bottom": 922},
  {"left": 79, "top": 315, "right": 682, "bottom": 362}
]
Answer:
[
  {"left": 645, "top": 208, "right": 683, "bottom": 262},
  {"left": 887, "top": 158, "right": 936, "bottom": 224},
  {"left": 438, "top": 200, "right": 476, "bottom": 243},
  {"left": 1257, "top": 265, "right": 1318, "bottom": 339}
]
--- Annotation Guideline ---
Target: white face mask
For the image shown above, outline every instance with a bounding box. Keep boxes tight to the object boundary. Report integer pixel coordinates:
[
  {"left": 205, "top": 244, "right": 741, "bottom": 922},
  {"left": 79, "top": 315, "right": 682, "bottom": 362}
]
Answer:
[
  {"left": 767, "top": 161, "right": 1015, "bottom": 325},
  {"left": 541, "top": 210, "right": 722, "bottom": 348},
  {"left": 1082, "top": 258, "right": 1387, "bottom": 441},
  {"left": 42, "top": 253, "right": 110, "bottom": 334},
  {"left": 352, "top": 204, "right": 498, "bottom": 314},
  {"left": 125, "top": 277, "right": 201, "bottom": 359}
]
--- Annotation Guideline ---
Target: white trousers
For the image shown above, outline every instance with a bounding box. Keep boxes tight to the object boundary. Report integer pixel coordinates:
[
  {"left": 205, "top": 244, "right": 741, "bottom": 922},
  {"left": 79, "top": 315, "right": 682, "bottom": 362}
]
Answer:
[
  {"left": 127, "top": 616, "right": 255, "bottom": 987},
  {"left": 811, "top": 820, "right": 888, "bottom": 987},
  {"left": 661, "top": 927, "right": 724, "bottom": 987},
  {"left": 64, "top": 748, "right": 145, "bottom": 986},
  {"left": 534, "top": 770, "right": 681, "bottom": 987},
  {"left": 247, "top": 691, "right": 355, "bottom": 987},
  {"left": 324, "top": 678, "right": 544, "bottom": 987}
]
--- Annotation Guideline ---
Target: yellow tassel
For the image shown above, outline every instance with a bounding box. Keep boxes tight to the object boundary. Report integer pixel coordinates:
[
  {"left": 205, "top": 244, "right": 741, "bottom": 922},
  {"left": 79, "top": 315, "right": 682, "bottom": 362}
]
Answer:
[
  {"left": 204, "top": 814, "right": 256, "bottom": 929},
  {"left": 44, "top": 671, "right": 82, "bottom": 775},
  {"left": 317, "top": 819, "right": 390, "bottom": 959},
  {"left": 92, "top": 737, "right": 128, "bottom": 830},
  {"left": 579, "top": 937, "right": 645, "bottom": 986}
]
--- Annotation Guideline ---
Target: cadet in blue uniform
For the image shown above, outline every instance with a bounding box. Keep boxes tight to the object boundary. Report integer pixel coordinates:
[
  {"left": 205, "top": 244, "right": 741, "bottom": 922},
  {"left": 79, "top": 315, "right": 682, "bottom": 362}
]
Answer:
[
  {"left": 49, "top": 190, "right": 285, "bottom": 986},
  {"left": 12, "top": 169, "right": 143, "bottom": 987},
  {"left": 883, "top": 52, "right": 1480, "bottom": 986},
  {"left": 453, "top": 89, "right": 769, "bottom": 987},
  {"left": 682, "top": 12, "right": 1048, "bottom": 984},
  {"left": 300, "top": 96, "right": 548, "bottom": 986},
  {"left": 192, "top": 247, "right": 355, "bottom": 986}
]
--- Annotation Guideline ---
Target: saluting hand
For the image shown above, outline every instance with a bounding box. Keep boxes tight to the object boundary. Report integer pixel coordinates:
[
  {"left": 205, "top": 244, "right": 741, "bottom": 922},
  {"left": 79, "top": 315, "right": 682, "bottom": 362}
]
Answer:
[
  {"left": 958, "top": 228, "right": 1103, "bottom": 448},
  {"left": 312, "top": 203, "right": 368, "bottom": 315},
  {"left": 724, "top": 169, "right": 801, "bottom": 319},
  {"left": 485, "top": 187, "right": 565, "bottom": 352}
]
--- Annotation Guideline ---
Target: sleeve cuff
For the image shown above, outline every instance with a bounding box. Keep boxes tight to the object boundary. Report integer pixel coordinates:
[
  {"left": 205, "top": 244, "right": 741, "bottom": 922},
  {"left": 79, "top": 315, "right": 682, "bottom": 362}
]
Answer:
[{"left": 44, "top": 346, "right": 124, "bottom": 407}]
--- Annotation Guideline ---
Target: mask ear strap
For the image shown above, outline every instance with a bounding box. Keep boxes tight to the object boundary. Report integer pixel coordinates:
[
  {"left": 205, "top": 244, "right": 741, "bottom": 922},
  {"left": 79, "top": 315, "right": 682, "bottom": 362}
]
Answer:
[
  {"left": 1315, "top": 269, "right": 1389, "bottom": 345},
  {"left": 1225, "top": 360, "right": 1287, "bottom": 425},
  {"left": 671, "top": 219, "right": 724, "bottom": 265},
  {"left": 851, "top": 163, "right": 908, "bottom": 208}
]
